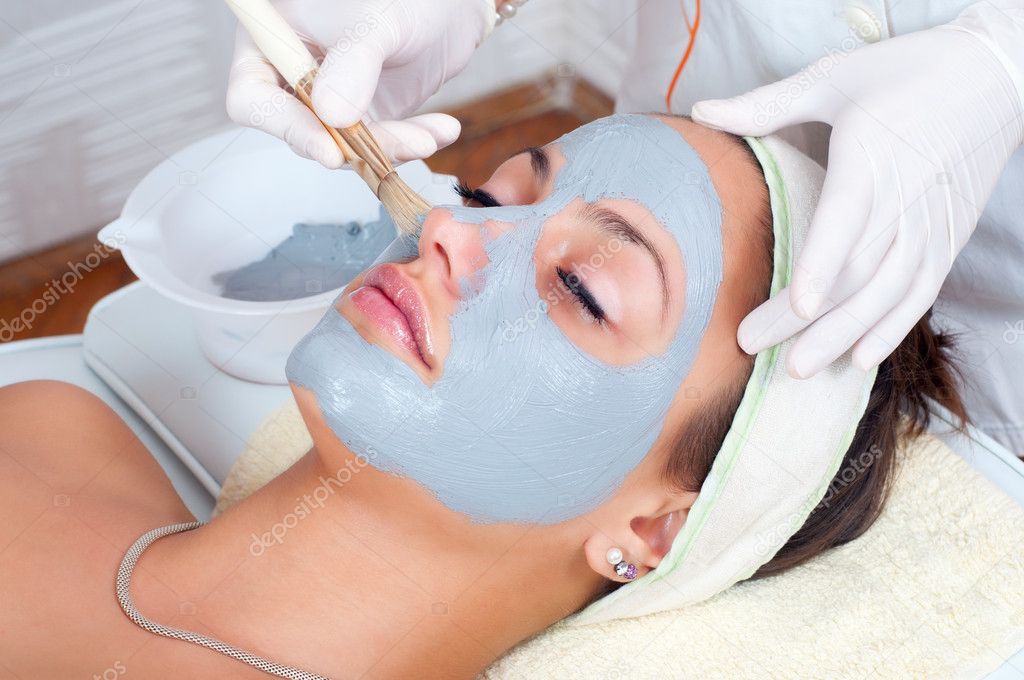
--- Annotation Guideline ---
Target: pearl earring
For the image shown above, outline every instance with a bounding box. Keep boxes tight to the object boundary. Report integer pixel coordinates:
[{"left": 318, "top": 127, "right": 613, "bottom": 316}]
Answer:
[
  {"left": 605, "top": 547, "right": 637, "bottom": 580},
  {"left": 496, "top": 0, "right": 529, "bottom": 25}
]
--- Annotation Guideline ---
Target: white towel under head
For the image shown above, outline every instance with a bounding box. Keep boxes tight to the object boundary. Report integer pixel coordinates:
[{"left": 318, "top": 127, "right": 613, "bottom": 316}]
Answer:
[{"left": 570, "top": 135, "right": 879, "bottom": 625}]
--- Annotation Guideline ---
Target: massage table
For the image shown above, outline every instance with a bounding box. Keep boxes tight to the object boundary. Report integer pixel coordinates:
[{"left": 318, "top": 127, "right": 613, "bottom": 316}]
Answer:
[{"left": 1, "top": 280, "right": 1022, "bottom": 678}]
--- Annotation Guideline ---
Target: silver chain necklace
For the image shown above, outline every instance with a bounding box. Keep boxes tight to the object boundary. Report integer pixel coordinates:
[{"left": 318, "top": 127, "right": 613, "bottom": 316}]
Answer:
[{"left": 116, "top": 522, "right": 332, "bottom": 680}]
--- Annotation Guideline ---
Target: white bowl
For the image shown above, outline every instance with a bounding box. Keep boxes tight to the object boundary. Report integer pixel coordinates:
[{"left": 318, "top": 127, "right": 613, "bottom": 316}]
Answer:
[{"left": 98, "top": 127, "right": 457, "bottom": 384}]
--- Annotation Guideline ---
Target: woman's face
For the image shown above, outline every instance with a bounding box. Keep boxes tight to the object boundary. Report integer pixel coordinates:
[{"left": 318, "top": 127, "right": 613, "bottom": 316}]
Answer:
[
  {"left": 344, "top": 141, "right": 690, "bottom": 384},
  {"left": 287, "top": 114, "right": 763, "bottom": 526}
]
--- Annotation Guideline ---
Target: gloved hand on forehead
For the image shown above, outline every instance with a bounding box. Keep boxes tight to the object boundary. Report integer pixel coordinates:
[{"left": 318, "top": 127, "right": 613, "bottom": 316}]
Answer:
[
  {"left": 692, "top": 2, "right": 1024, "bottom": 378},
  {"left": 226, "top": 0, "right": 496, "bottom": 168}
]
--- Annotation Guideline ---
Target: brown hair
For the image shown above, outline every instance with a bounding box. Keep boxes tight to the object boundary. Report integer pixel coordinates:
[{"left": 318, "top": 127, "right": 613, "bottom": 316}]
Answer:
[{"left": 663, "top": 141, "right": 968, "bottom": 576}]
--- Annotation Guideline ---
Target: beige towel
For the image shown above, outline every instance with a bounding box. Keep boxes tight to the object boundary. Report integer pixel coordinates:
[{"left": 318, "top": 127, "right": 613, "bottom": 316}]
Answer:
[
  {"left": 214, "top": 399, "right": 310, "bottom": 515},
  {"left": 219, "top": 400, "right": 1024, "bottom": 679}
]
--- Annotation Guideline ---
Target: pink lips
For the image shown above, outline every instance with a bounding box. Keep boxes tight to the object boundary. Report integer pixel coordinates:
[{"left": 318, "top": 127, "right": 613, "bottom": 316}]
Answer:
[{"left": 350, "top": 264, "right": 431, "bottom": 369}]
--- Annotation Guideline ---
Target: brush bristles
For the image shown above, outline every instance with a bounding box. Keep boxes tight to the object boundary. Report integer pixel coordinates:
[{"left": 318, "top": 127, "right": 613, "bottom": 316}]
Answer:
[
  {"left": 377, "top": 173, "right": 432, "bottom": 236},
  {"left": 293, "top": 77, "right": 431, "bottom": 235},
  {"left": 337, "top": 122, "right": 431, "bottom": 235}
]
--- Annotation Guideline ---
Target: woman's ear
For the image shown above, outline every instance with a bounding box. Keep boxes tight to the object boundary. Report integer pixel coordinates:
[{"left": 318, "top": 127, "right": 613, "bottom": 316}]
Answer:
[
  {"left": 582, "top": 490, "right": 698, "bottom": 583},
  {"left": 631, "top": 509, "right": 687, "bottom": 560}
]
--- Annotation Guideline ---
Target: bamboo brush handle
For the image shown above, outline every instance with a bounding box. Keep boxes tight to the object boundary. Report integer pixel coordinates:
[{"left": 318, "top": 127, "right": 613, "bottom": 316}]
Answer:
[
  {"left": 293, "top": 75, "right": 381, "bottom": 194},
  {"left": 224, "top": 0, "right": 394, "bottom": 196},
  {"left": 224, "top": 0, "right": 315, "bottom": 90}
]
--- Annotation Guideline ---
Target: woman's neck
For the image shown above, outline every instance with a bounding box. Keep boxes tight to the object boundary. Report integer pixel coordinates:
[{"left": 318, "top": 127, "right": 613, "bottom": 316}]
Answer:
[{"left": 134, "top": 448, "right": 603, "bottom": 678}]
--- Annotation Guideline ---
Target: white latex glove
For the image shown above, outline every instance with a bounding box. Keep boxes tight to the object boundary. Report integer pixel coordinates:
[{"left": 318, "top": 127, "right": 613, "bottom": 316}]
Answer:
[
  {"left": 226, "top": 0, "right": 496, "bottom": 168},
  {"left": 692, "top": 2, "right": 1024, "bottom": 378}
]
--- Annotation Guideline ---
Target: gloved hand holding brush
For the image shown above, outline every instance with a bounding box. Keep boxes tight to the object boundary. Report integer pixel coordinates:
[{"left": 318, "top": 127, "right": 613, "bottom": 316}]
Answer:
[{"left": 226, "top": 0, "right": 496, "bottom": 168}]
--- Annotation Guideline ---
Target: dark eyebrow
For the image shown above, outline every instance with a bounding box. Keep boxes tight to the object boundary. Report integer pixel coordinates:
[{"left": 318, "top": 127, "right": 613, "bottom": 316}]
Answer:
[
  {"left": 514, "top": 146, "right": 550, "bottom": 183},
  {"left": 578, "top": 204, "right": 670, "bottom": 318}
]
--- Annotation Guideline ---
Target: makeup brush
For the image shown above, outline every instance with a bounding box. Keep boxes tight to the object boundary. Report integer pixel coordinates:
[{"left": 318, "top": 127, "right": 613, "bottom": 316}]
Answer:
[{"left": 225, "top": 0, "right": 431, "bottom": 235}]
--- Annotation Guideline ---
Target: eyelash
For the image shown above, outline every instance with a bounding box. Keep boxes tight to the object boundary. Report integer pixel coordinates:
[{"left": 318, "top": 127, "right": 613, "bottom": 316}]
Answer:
[
  {"left": 454, "top": 182, "right": 501, "bottom": 208},
  {"left": 456, "top": 183, "right": 605, "bottom": 326},
  {"left": 556, "top": 266, "right": 605, "bottom": 325}
]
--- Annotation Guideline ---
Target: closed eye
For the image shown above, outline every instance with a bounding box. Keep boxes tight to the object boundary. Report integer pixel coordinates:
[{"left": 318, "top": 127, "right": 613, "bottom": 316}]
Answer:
[
  {"left": 456, "top": 181, "right": 607, "bottom": 327},
  {"left": 556, "top": 266, "right": 605, "bottom": 324},
  {"left": 454, "top": 182, "right": 502, "bottom": 208}
]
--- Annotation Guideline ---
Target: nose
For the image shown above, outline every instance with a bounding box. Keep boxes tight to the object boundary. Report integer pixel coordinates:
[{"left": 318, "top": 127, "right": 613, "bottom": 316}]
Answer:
[{"left": 417, "top": 207, "right": 490, "bottom": 299}]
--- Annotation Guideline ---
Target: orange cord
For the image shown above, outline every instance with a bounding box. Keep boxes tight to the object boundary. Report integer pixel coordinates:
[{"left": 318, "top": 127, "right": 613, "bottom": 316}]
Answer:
[{"left": 664, "top": 0, "right": 702, "bottom": 114}]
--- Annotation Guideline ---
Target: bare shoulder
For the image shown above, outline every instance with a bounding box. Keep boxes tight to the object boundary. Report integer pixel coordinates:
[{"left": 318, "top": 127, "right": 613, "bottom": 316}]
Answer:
[
  {"left": 0, "top": 379, "right": 192, "bottom": 520},
  {"left": 0, "top": 381, "right": 204, "bottom": 675}
]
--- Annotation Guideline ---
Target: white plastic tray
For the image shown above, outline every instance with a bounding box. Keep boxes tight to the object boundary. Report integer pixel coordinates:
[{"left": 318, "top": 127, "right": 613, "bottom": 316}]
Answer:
[{"left": 82, "top": 281, "right": 292, "bottom": 493}]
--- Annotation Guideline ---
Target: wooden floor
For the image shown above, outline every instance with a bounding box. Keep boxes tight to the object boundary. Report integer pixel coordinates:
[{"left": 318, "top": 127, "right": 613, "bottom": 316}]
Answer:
[{"left": 0, "top": 78, "right": 611, "bottom": 343}]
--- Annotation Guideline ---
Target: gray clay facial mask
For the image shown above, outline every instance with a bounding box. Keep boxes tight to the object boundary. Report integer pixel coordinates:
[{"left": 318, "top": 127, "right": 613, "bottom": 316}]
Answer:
[
  {"left": 287, "top": 114, "right": 724, "bottom": 524},
  {"left": 214, "top": 208, "right": 394, "bottom": 301}
]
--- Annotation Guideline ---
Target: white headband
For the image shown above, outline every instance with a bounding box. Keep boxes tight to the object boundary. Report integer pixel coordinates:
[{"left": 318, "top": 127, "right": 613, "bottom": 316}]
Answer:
[{"left": 570, "top": 134, "right": 879, "bottom": 625}]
